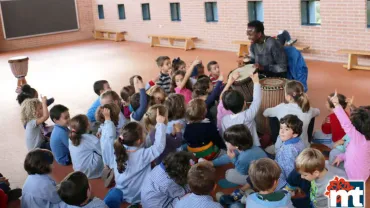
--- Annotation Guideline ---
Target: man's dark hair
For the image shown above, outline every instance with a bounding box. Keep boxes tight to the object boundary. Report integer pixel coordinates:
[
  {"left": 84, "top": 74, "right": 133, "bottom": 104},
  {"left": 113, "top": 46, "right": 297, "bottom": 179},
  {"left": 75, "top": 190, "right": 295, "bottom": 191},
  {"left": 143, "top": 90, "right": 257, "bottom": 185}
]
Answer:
[{"left": 247, "top": 20, "right": 264, "bottom": 34}]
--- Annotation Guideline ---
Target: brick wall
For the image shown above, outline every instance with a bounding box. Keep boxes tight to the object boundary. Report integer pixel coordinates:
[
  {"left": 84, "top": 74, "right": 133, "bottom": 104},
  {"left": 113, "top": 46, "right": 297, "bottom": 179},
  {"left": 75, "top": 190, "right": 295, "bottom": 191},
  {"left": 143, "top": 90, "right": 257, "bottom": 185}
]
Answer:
[
  {"left": 0, "top": 0, "right": 94, "bottom": 52},
  {"left": 93, "top": 0, "right": 370, "bottom": 63}
]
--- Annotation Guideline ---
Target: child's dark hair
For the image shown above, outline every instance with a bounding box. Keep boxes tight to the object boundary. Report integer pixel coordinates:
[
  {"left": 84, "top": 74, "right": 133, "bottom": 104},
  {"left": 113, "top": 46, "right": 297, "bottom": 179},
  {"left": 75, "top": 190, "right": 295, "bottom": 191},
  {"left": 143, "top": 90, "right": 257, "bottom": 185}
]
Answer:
[
  {"left": 164, "top": 93, "right": 186, "bottom": 121},
  {"left": 248, "top": 20, "right": 265, "bottom": 34},
  {"left": 120, "top": 85, "right": 135, "bottom": 103},
  {"left": 171, "top": 70, "right": 192, "bottom": 92},
  {"left": 69, "top": 115, "right": 89, "bottom": 146},
  {"left": 222, "top": 90, "right": 245, "bottom": 114},
  {"left": 224, "top": 124, "right": 253, "bottom": 151},
  {"left": 129, "top": 75, "right": 143, "bottom": 86},
  {"left": 101, "top": 90, "right": 122, "bottom": 106},
  {"left": 114, "top": 122, "right": 143, "bottom": 173},
  {"left": 164, "top": 152, "right": 194, "bottom": 186},
  {"left": 130, "top": 92, "right": 150, "bottom": 111},
  {"left": 280, "top": 114, "right": 303, "bottom": 136},
  {"left": 192, "top": 89, "right": 208, "bottom": 99},
  {"left": 24, "top": 149, "right": 54, "bottom": 175},
  {"left": 248, "top": 158, "right": 281, "bottom": 191},
  {"left": 327, "top": 93, "right": 347, "bottom": 109},
  {"left": 207, "top": 61, "right": 218, "bottom": 72},
  {"left": 285, "top": 80, "right": 310, "bottom": 113},
  {"left": 156, "top": 56, "right": 170, "bottom": 67},
  {"left": 57, "top": 171, "right": 89, "bottom": 206},
  {"left": 50, "top": 104, "right": 69, "bottom": 123},
  {"left": 187, "top": 162, "right": 216, "bottom": 195},
  {"left": 95, "top": 103, "right": 121, "bottom": 126},
  {"left": 193, "top": 77, "right": 211, "bottom": 92},
  {"left": 172, "top": 57, "right": 186, "bottom": 72},
  {"left": 197, "top": 74, "right": 209, "bottom": 80},
  {"left": 186, "top": 98, "right": 207, "bottom": 122},
  {"left": 350, "top": 106, "right": 370, "bottom": 140},
  {"left": 17, "top": 84, "right": 37, "bottom": 105},
  {"left": 93, "top": 80, "right": 108, "bottom": 96}
]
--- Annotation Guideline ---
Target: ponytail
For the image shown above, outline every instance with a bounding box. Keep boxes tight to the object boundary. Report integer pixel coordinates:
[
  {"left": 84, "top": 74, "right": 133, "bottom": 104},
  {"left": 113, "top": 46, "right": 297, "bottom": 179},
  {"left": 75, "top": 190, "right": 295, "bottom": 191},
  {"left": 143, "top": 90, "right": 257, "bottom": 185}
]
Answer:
[
  {"left": 114, "top": 122, "right": 144, "bottom": 173},
  {"left": 285, "top": 81, "right": 310, "bottom": 113},
  {"left": 114, "top": 138, "right": 128, "bottom": 173},
  {"left": 69, "top": 114, "right": 89, "bottom": 147}
]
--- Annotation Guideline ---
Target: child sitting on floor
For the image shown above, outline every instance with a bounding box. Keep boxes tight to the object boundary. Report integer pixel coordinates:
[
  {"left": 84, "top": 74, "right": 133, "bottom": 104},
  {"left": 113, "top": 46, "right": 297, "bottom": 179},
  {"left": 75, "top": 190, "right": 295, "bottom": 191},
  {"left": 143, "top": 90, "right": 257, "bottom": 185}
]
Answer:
[
  {"left": 104, "top": 110, "right": 167, "bottom": 205},
  {"left": 175, "top": 162, "right": 223, "bottom": 208},
  {"left": 69, "top": 114, "right": 104, "bottom": 179},
  {"left": 171, "top": 59, "right": 201, "bottom": 103},
  {"left": 312, "top": 92, "right": 348, "bottom": 148},
  {"left": 87, "top": 80, "right": 111, "bottom": 123},
  {"left": 50, "top": 104, "right": 71, "bottom": 165},
  {"left": 184, "top": 98, "right": 226, "bottom": 161},
  {"left": 246, "top": 158, "right": 294, "bottom": 208},
  {"left": 210, "top": 124, "right": 267, "bottom": 185},
  {"left": 120, "top": 85, "right": 135, "bottom": 119},
  {"left": 144, "top": 104, "right": 183, "bottom": 164},
  {"left": 207, "top": 61, "right": 221, "bottom": 86},
  {"left": 57, "top": 171, "right": 107, "bottom": 208},
  {"left": 22, "top": 149, "right": 67, "bottom": 207},
  {"left": 295, "top": 148, "right": 339, "bottom": 207},
  {"left": 0, "top": 173, "right": 22, "bottom": 206},
  {"left": 141, "top": 152, "right": 193, "bottom": 208},
  {"left": 263, "top": 80, "right": 320, "bottom": 146},
  {"left": 164, "top": 94, "right": 187, "bottom": 135},
  {"left": 95, "top": 104, "right": 120, "bottom": 167},
  {"left": 21, "top": 97, "right": 51, "bottom": 151},
  {"left": 172, "top": 57, "right": 197, "bottom": 85},
  {"left": 221, "top": 73, "right": 262, "bottom": 146},
  {"left": 329, "top": 92, "right": 370, "bottom": 180},
  {"left": 155, "top": 56, "right": 172, "bottom": 94},
  {"left": 100, "top": 90, "right": 127, "bottom": 131}
]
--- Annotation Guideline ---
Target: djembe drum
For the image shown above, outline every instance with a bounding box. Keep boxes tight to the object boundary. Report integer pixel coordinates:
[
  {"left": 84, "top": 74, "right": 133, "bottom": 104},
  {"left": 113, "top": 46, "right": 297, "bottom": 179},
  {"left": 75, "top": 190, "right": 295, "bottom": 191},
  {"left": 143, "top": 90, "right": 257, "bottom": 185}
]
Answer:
[
  {"left": 229, "top": 64, "right": 256, "bottom": 103},
  {"left": 256, "top": 78, "right": 287, "bottom": 134},
  {"left": 8, "top": 56, "right": 29, "bottom": 91}
]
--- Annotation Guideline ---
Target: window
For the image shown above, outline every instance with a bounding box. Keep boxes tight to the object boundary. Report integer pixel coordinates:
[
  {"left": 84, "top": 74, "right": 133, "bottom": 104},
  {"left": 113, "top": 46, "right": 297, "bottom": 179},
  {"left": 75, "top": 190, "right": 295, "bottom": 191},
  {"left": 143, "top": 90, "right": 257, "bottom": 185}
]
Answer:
[
  {"left": 141, "top": 3, "right": 151, "bottom": 20},
  {"left": 301, "top": 0, "right": 321, "bottom": 25},
  {"left": 118, "top": 4, "right": 126, "bottom": 20},
  {"left": 170, "top": 3, "right": 181, "bottom": 21},
  {"left": 98, "top": 5, "right": 104, "bottom": 19},
  {"left": 248, "top": 1, "right": 264, "bottom": 22},
  {"left": 205, "top": 2, "right": 218, "bottom": 22},
  {"left": 367, "top": 0, "right": 370, "bottom": 27}
]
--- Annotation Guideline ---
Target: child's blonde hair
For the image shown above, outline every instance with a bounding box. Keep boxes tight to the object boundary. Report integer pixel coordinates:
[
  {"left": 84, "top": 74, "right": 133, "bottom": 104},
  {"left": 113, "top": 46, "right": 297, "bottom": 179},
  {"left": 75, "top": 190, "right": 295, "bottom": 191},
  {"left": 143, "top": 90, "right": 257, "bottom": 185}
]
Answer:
[
  {"left": 295, "top": 148, "right": 325, "bottom": 174},
  {"left": 21, "top": 98, "right": 41, "bottom": 125},
  {"left": 285, "top": 80, "right": 310, "bottom": 113},
  {"left": 143, "top": 104, "right": 168, "bottom": 132},
  {"left": 186, "top": 98, "right": 207, "bottom": 123}
]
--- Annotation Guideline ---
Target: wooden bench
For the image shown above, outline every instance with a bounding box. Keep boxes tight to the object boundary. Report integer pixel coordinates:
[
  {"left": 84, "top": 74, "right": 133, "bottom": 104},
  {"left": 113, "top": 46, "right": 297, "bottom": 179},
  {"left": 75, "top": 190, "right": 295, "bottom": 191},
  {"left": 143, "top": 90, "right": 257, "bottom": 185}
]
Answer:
[
  {"left": 338, "top": 49, "right": 370, "bottom": 71},
  {"left": 93, "top": 30, "right": 126, "bottom": 42},
  {"left": 232, "top": 40, "right": 310, "bottom": 57},
  {"left": 148, "top": 35, "right": 197, "bottom": 51}
]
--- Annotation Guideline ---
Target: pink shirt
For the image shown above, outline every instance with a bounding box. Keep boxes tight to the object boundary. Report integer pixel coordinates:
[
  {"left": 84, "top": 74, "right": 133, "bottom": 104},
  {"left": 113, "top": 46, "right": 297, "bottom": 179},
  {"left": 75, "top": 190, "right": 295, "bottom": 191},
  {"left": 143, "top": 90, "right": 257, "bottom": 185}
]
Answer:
[
  {"left": 217, "top": 101, "right": 232, "bottom": 132},
  {"left": 334, "top": 106, "right": 370, "bottom": 180},
  {"left": 175, "top": 87, "right": 192, "bottom": 104}
]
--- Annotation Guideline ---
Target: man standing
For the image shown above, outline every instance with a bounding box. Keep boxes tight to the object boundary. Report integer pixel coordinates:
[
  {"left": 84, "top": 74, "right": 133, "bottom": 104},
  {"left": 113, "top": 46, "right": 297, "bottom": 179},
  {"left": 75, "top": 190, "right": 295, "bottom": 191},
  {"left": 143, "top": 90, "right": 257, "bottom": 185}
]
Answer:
[{"left": 246, "top": 20, "right": 288, "bottom": 78}]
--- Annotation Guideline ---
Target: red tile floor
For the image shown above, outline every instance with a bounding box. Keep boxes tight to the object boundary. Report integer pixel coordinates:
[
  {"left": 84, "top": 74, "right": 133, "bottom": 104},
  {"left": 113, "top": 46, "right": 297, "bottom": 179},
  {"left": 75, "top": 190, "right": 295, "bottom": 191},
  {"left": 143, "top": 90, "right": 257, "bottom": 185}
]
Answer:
[{"left": 0, "top": 40, "right": 369, "bottom": 207}]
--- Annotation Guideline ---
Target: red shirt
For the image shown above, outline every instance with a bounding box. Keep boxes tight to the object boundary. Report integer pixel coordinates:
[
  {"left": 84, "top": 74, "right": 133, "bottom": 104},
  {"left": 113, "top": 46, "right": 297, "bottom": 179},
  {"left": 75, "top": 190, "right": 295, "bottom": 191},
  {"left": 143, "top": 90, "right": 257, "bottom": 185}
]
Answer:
[
  {"left": 321, "top": 112, "right": 348, "bottom": 142},
  {"left": 209, "top": 74, "right": 219, "bottom": 85}
]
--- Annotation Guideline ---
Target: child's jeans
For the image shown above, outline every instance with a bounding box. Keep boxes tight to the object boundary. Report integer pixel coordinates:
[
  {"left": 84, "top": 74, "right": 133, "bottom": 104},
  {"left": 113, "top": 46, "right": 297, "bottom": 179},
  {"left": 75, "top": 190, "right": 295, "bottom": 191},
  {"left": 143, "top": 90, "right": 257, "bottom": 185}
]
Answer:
[
  {"left": 311, "top": 130, "right": 333, "bottom": 148},
  {"left": 225, "top": 169, "right": 248, "bottom": 186},
  {"left": 104, "top": 188, "right": 123, "bottom": 208}
]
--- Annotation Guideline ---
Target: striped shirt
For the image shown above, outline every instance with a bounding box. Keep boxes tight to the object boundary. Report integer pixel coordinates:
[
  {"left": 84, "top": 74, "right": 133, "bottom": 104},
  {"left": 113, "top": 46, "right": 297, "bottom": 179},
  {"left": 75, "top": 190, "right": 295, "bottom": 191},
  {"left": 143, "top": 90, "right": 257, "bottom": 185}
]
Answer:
[
  {"left": 141, "top": 163, "right": 189, "bottom": 208},
  {"left": 156, "top": 73, "right": 171, "bottom": 94}
]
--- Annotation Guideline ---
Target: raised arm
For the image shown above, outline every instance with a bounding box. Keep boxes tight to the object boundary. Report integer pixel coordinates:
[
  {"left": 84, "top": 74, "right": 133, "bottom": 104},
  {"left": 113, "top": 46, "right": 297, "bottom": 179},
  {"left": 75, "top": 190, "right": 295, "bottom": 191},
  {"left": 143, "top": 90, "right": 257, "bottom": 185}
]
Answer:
[
  {"left": 206, "top": 77, "right": 223, "bottom": 106},
  {"left": 36, "top": 96, "right": 49, "bottom": 125},
  {"left": 178, "top": 58, "right": 201, "bottom": 90},
  {"left": 242, "top": 73, "right": 262, "bottom": 121},
  {"left": 132, "top": 78, "right": 148, "bottom": 121}
]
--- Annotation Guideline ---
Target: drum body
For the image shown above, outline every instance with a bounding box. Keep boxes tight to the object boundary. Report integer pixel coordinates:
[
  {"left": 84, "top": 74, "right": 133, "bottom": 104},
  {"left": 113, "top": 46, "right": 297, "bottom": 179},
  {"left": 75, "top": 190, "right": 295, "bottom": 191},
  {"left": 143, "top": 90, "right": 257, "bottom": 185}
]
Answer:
[
  {"left": 8, "top": 56, "right": 29, "bottom": 78},
  {"left": 256, "top": 78, "right": 287, "bottom": 134},
  {"left": 230, "top": 64, "right": 255, "bottom": 103}
]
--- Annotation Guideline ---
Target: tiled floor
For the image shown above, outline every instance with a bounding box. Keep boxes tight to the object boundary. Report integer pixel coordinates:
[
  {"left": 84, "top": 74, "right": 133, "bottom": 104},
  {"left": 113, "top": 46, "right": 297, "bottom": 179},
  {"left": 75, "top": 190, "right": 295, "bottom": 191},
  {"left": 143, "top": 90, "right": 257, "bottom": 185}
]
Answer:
[{"left": 1, "top": 40, "right": 369, "bottom": 207}]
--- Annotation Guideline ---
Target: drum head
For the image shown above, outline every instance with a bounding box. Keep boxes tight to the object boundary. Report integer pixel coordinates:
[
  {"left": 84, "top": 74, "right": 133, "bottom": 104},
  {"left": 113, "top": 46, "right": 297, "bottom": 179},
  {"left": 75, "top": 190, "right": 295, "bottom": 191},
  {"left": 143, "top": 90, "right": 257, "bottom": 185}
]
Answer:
[
  {"left": 8, "top": 56, "right": 29, "bottom": 63},
  {"left": 230, "top": 64, "right": 255, "bottom": 82},
  {"left": 260, "top": 78, "right": 287, "bottom": 89}
]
